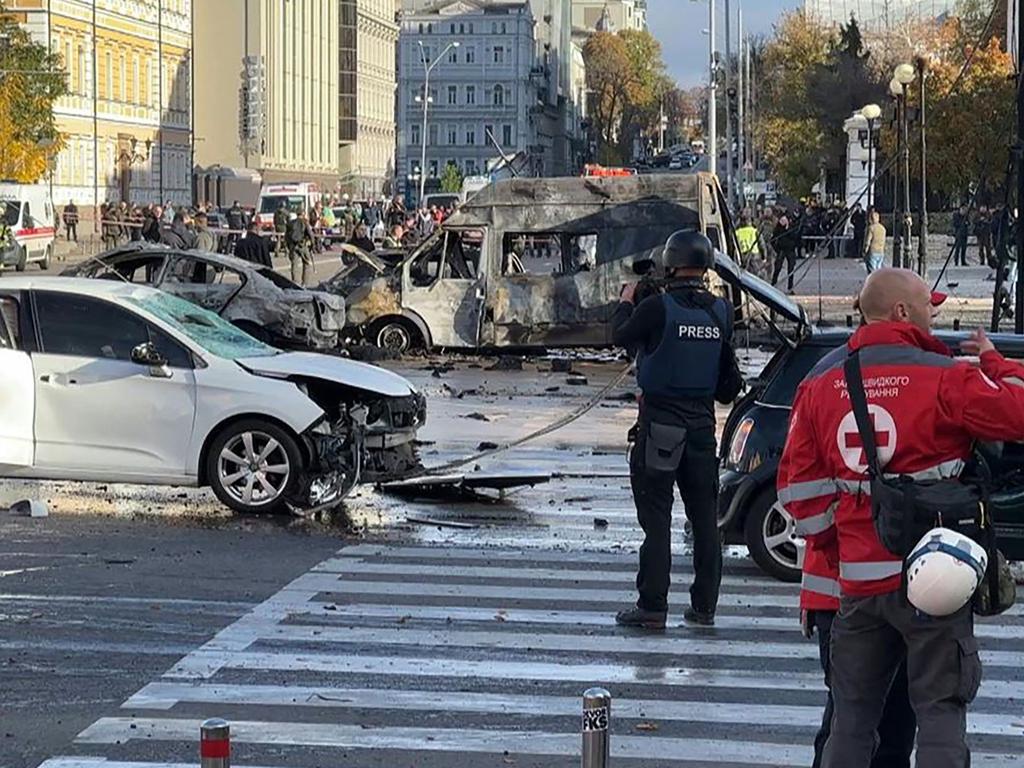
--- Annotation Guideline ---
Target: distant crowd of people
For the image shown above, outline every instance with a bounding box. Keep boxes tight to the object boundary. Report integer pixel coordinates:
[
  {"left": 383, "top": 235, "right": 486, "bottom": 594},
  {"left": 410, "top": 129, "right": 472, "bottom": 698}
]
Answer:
[
  {"left": 731, "top": 198, "right": 1018, "bottom": 302},
  {"left": 56, "top": 194, "right": 461, "bottom": 287}
]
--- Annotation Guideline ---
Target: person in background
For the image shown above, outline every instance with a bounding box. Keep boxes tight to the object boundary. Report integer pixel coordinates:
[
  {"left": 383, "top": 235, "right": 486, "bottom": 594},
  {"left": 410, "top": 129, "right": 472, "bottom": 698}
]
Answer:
[
  {"left": 975, "top": 205, "right": 993, "bottom": 269},
  {"left": 384, "top": 224, "right": 404, "bottom": 249},
  {"left": 417, "top": 206, "right": 436, "bottom": 239},
  {"left": 952, "top": 205, "right": 970, "bottom": 266},
  {"left": 348, "top": 222, "right": 376, "bottom": 253},
  {"left": 234, "top": 220, "right": 272, "bottom": 267},
  {"left": 160, "top": 210, "right": 198, "bottom": 250},
  {"left": 273, "top": 202, "right": 290, "bottom": 260},
  {"left": 62, "top": 200, "right": 79, "bottom": 245},
  {"left": 850, "top": 203, "right": 866, "bottom": 259},
  {"left": 285, "top": 211, "right": 315, "bottom": 286},
  {"left": 771, "top": 213, "right": 800, "bottom": 292},
  {"left": 863, "top": 209, "right": 887, "bottom": 274},
  {"left": 193, "top": 212, "right": 217, "bottom": 252}
]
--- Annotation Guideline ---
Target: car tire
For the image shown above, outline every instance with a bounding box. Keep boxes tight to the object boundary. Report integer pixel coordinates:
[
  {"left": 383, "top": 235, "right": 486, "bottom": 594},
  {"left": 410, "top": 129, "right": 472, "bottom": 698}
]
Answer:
[
  {"left": 40, "top": 244, "right": 52, "bottom": 271},
  {"left": 372, "top": 317, "right": 421, "bottom": 354},
  {"left": 743, "top": 487, "right": 803, "bottom": 583},
  {"left": 205, "top": 419, "right": 303, "bottom": 515},
  {"left": 14, "top": 246, "right": 27, "bottom": 272}
]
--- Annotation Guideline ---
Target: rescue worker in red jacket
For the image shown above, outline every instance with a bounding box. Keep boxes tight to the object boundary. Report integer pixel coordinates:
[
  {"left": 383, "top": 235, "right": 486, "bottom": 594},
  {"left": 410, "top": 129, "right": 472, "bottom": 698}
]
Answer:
[{"left": 778, "top": 268, "right": 1024, "bottom": 768}]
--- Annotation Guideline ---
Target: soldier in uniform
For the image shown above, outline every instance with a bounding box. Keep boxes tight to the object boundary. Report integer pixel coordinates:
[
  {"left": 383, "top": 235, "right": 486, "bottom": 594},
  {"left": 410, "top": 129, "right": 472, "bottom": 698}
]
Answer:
[{"left": 611, "top": 231, "right": 738, "bottom": 629}]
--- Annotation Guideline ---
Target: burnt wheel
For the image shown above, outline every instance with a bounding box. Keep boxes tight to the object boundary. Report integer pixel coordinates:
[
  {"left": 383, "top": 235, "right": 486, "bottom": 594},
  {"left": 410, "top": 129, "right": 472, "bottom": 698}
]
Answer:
[{"left": 372, "top": 317, "right": 421, "bottom": 354}]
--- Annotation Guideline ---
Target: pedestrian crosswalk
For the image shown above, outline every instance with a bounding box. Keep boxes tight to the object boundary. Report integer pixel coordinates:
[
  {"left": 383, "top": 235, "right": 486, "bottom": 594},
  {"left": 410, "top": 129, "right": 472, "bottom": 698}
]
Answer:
[{"left": 40, "top": 544, "right": 1024, "bottom": 768}]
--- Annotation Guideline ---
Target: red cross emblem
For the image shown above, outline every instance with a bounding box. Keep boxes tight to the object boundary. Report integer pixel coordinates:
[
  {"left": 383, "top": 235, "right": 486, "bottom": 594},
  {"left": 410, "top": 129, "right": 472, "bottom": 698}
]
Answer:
[{"left": 837, "top": 405, "right": 897, "bottom": 473}]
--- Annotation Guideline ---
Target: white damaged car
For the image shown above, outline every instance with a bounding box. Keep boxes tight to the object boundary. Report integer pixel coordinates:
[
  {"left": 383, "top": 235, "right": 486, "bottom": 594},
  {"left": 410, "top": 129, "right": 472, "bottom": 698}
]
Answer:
[{"left": 0, "top": 277, "right": 426, "bottom": 514}]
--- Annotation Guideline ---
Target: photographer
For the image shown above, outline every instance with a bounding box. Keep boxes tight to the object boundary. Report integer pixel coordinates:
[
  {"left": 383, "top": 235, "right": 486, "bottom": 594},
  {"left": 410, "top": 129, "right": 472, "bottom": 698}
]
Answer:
[{"left": 611, "top": 231, "right": 741, "bottom": 630}]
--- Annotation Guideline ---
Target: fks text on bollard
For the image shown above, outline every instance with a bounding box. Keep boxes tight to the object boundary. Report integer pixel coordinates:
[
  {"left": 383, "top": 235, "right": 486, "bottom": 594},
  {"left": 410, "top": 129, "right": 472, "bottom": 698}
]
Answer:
[
  {"left": 200, "top": 718, "right": 230, "bottom": 768},
  {"left": 581, "top": 687, "right": 611, "bottom": 768}
]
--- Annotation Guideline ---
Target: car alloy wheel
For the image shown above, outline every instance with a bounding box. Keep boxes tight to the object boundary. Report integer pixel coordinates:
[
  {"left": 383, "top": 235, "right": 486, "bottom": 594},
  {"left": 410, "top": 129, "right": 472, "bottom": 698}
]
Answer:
[
  {"left": 761, "top": 500, "right": 804, "bottom": 575},
  {"left": 217, "top": 430, "right": 291, "bottom": 509}
]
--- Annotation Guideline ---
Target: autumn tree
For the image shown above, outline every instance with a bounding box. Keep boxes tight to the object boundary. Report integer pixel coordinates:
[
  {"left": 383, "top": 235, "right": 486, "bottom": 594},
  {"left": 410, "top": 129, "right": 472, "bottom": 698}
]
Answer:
[
  {"left": 0, "top": 1, "right": 67, "bottom": 181},
  {"left": 583, "top": 32, "right": 630, "bottom": 164}
]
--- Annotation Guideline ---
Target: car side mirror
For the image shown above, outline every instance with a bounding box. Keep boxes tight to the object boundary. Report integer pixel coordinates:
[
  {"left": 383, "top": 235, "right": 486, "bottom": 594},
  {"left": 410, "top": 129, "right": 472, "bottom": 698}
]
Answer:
[{"left": 131, "top": 342, "right": 167, "bottom": 368}]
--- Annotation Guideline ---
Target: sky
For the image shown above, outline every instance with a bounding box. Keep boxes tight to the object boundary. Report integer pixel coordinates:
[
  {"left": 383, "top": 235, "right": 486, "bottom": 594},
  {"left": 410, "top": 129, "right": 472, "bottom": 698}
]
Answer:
[{"left": 647, "top": 0, "right": 803, "bottom": 88}]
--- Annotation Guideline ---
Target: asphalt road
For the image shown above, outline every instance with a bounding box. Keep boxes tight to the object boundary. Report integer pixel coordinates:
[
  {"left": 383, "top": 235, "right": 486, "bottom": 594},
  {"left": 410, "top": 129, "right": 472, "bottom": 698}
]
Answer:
[{"left": 0, "top": 514, "right": 343, "bottom": 768}]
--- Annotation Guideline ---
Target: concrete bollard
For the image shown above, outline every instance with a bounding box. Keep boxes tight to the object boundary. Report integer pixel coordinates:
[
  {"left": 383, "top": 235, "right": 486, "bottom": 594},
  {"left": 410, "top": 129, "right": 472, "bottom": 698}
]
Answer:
[
  {"left": 581, "top": 687, "right": 611, "bottom": 768},
  {"left": 200, "top": 718, "right": 230, "bottom": 768}
]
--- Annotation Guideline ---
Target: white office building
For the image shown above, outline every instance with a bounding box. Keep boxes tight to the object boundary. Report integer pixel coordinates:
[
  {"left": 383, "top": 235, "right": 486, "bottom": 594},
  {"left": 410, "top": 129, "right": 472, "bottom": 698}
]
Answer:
[{"left": 398, "top": 1, "right": 554, "bottom": 200}]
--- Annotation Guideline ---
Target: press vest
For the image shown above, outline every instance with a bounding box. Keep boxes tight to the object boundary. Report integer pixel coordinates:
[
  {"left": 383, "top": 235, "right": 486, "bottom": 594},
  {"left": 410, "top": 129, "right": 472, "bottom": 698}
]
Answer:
[
  {"left": 736, "top": 225, "right": 760, "bottom": 255},
  {"left": 637, "top": 293, "right": 728, "bottom": 400}
]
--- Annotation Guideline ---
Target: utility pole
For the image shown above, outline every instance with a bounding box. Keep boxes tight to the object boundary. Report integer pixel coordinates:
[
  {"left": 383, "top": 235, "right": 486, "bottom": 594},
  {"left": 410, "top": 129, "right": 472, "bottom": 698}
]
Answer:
[
  {"left": 708, "top": 0, "right": 717, "bottom": 179},
  {"left": 1016, "top": 0, "right": 1024, "bottom": 333},
  {"left": 724, "top": 0, "right": 733, "bottom": 209},
  {"left": 916, "top": 56, "right": 929, "bottom": 279},
  {"left": 737, "top": 6, "right": 745, "bottom": 208}
]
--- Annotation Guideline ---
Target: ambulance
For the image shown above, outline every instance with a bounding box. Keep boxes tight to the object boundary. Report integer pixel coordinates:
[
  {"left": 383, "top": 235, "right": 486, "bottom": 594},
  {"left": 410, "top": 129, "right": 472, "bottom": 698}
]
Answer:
[
  {"left": 0, "top": 183, "right": 56, "bottom": 271},
  {"left": 254, "top": 182, "right": 323, "bottom": 231}
]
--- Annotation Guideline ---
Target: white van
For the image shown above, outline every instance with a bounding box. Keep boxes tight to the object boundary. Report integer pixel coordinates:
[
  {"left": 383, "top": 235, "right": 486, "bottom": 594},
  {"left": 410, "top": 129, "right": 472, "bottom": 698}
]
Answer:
[
  {"left": 0, "top": 184, "right": 56, "bottom": 271},
  {"left": 255, "top": 182, "right": 323, "bottom": 231}
]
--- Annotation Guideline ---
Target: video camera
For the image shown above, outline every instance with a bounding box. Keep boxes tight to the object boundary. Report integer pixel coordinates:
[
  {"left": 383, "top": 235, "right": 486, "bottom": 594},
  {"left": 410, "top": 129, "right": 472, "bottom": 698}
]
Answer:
[{"left": 630, "top": 256, "right": 668, "bottom": 304}]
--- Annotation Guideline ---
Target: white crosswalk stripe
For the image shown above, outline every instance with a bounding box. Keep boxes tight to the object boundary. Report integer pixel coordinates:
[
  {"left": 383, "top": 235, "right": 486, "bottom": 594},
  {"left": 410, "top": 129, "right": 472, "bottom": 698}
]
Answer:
[{"left": 41, "top": 544, "right": 1024, "bottom": 768}]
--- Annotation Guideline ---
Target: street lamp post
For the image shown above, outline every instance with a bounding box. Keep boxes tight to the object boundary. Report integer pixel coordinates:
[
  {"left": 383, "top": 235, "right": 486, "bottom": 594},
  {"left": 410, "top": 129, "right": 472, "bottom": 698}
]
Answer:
[
  {"left": 889, "top": 77, "right": 904, "bottom": 267},
  {"left": 860, "top": 103, "right": 881, "bottom": 209},
  {"left": 416, "top": 39, "right": 459, "bottom": 207},
  {"left": 895, "top": 63, "right": 916, "bottom": 273},
  {"left": 915, "top": 56, "right": 929, "bottom": 278},
  {"left": 707, "top": 1, "right": 718, "bottom": 180}
]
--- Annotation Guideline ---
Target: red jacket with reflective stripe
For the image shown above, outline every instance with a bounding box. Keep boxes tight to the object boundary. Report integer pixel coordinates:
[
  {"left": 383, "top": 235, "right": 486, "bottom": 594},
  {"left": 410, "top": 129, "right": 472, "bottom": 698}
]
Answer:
[{"left": 778, "top": 322, "right": 1024, "bottom": 598}]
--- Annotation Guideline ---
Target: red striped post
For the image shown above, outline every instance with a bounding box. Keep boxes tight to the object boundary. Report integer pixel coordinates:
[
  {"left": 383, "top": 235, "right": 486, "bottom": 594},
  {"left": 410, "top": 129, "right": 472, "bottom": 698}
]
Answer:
[{"left": 200, "top": 718, "right": 230, "bottom": 768}]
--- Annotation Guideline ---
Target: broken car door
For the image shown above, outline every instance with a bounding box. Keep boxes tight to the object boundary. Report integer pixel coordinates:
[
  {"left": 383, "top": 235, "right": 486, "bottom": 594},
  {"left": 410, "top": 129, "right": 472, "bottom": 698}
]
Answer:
[
  {"left": 0, "top": 294, "right": 33, "bottom": 470},
  {"left": 486, "top": 231, "right": 607, "bottom": 347},
  {"left": 29, "top": 290, "right": 198, "bottom": 479},
  {"left": 159, "top": 254, "right": 246, "bottom": 315},
  {"left": 402, "top": 228, "right": 485, "bottom": 348}
]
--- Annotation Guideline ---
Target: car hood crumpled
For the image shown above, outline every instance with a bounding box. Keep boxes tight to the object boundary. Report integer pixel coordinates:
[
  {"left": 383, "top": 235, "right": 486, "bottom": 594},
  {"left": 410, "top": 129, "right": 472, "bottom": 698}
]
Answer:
[{"left": 236, "top": 352, "right": 415, "bottom": 397}]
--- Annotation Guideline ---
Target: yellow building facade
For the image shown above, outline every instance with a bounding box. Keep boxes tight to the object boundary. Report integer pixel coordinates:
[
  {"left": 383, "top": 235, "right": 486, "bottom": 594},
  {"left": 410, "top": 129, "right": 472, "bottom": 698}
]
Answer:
[{"left": 11, "top": 0, "right": 193, "bottom": 217}]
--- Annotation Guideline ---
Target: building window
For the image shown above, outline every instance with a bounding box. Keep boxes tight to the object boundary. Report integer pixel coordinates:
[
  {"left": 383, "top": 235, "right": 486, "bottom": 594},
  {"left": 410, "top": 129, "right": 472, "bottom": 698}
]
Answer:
[
  {"left": 492, "top": 84, "right": 504, "bottom": 106},
  {"left": 105, "top": 50, "right": 112, "bottom": 100},
  {"left": 448, "top": 46, "right": 458, "bottom": 64},
  {"left": 484, "top": 124, "right": 494, "bottom": 144},
  {"left": 466, "top": 128, "right": 476, "bottom": 145},
  {"left": 503, "top": 124, "right": 513, "bottom": 146},
  {"left": 466, "top": 159, "right": 477, "bottom": 175},
  {"left": 427, "top": 23, "right": 432, "bottom": 34},
  {"left": 465, "top": 46, "right": 475, "bottom": 64},
  {"left": 418, "top": 23, "right": 423, "bottom": 34},
  {"left": 447, "top": 85, "right": 457, "bottom": 105},
  {"left": 77, "top": 44, "right": 85, "bottom": 94},
  {"left": 411, "top": 124, "right": 421, "bottom": 145},
  {"left": 491, "top": 22, "right": 496, "bottom": 34},
  {"left": 429, "top": 160, "right": 438, "bottom": 177},
  {"left": 501, "top": 22, "right": 507, "bottom": 34},
  {"left": 420, "top": 45, "right": 431, "bottom": 63},
  {"left": 449, "top": 23, "right": 455, "bottom": 34},
  {"left": 493, "top": 46, "right": 504, "bottom": 64},
  {"left": 459, "top": 23, "right": 465, "bottom": 34},
  {"left": 133, "top": 55, "right": 139, "bottom": 103},
  {"left": 428, "top": 124, "right": 438, "bottom": 146},
  {"left": 447, "top": 126, "right": 457, "bottom": 145},
  {"left": 465, "top": 85, "right": 475, "bottom": 105}
]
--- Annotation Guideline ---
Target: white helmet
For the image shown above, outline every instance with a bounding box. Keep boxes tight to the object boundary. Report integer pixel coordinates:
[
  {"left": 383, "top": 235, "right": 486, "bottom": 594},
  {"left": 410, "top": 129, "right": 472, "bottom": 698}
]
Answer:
[{"left": 906, "top": 527, "right": 987, "bottom": 617}]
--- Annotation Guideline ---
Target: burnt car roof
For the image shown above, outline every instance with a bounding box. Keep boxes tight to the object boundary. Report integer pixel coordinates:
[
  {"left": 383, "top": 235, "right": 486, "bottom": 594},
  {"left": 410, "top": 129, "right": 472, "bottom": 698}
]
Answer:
[{"left": 63, "top": 243, "right": 302, "bottom": 287}]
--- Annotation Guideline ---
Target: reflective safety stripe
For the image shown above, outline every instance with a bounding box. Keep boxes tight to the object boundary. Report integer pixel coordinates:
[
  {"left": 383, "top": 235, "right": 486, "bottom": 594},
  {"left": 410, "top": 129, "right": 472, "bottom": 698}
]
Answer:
[
  {"left": 778, "top": 479, "right": 836, "bottom": 505},
  {"left": 835, "top": 478, "right": 869, "bottom": 495},
  {"left": 901, "top": 459, "right": 963, "bottom": 481},
  {"left": 801, "top": 572, "right": 841, "bottom": 598},
  {"left": 1001, "top": 376, "right": 1024, "bottom": 390},
  {"left": 839, "top": 561, "right": 903, "bottom": 580},
  {"left": 793, "top": 508, "right": 835, "bottom": 536}
]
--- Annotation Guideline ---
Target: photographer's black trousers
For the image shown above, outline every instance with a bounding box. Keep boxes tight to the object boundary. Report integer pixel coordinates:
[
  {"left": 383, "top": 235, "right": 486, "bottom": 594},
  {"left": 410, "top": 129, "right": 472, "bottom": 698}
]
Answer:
[{"left": 629, "top": 420, "right": 721, "bottom": 614}]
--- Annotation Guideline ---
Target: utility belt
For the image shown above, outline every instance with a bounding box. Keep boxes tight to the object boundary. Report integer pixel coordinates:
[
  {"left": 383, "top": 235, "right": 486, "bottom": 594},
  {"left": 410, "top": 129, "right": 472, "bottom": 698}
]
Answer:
[{"left": 844, "top": 351, "right": 1015, "bottom": 617}]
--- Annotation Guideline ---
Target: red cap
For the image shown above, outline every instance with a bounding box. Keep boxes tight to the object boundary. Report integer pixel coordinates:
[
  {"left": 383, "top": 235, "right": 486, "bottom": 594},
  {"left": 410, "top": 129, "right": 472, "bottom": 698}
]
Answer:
[{"left": 930, "top": 291, "right": 947, "bottom": 307}]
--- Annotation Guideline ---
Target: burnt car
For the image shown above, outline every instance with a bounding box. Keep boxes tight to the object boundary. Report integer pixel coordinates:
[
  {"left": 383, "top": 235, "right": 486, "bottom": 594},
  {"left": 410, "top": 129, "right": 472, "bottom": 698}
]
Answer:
[
  {"left": 62, "top": 244, "right": 346, "bottom": 351},
  {"left": 715, "top": 267, "right": 1024, "bottom": 582},
  {"left": 323, "top": 174, "right": 740, "bottom": 352}
]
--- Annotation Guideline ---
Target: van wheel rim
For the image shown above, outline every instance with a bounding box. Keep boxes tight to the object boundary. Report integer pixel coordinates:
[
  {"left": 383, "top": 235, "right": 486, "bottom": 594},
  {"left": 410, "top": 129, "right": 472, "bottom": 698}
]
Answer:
[
  {"left": 762, "top": 501, "right": 805, "bottom": 571},
  {"left": 218, "top": 431, "right": 290, "bottom": 507},
  {"left": 378, "top": 324, "right": 410, "bottom": 351}
]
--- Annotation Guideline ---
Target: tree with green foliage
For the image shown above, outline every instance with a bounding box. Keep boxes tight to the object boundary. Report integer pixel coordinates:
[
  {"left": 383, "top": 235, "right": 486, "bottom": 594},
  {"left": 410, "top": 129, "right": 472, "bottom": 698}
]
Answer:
[
  {"left": 0, "top": 1, "right": 67, "bottom": 181},
  {"left": 440, "top": 162, "right": 463, "bottom": 194}
]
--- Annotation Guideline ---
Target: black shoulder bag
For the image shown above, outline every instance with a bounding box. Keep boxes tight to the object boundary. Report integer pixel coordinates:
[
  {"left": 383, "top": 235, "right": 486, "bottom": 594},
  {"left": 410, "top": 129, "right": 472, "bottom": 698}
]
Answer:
[{"left": 844, "top": 351, "right": 1015, "bottom": 615}]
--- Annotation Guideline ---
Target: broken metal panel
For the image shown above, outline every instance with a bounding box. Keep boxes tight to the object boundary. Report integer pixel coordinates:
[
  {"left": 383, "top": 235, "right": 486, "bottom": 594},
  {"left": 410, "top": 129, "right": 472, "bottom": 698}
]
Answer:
[{"left": 344, "top": 277, "right": 402, "bottom": 327}]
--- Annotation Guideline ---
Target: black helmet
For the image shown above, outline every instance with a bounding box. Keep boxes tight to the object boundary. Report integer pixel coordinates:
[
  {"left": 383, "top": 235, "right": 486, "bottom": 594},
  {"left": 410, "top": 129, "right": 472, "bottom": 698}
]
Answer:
[{"left": 663, "top": 230, "right": 714, "bottom": 270}]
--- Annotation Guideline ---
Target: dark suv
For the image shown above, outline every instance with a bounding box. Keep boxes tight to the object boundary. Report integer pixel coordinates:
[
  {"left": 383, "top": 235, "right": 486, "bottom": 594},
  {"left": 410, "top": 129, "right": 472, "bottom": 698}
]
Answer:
[{"left": 713, "top": 255, "right": 1024, "bottom": 582}]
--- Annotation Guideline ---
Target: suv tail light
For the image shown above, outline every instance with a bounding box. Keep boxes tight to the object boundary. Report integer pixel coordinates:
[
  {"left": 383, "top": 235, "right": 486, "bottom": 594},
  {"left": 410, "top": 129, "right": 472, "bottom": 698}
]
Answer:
[{"left": 727, "top": 417, "right": 755, "bottom": 469}]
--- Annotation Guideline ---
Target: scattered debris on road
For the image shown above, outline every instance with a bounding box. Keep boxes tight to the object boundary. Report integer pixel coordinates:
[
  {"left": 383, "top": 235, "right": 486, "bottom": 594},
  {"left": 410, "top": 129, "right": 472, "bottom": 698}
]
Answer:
[{"left": 8, "top": 499, "right": 48, "bottom": 518}]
